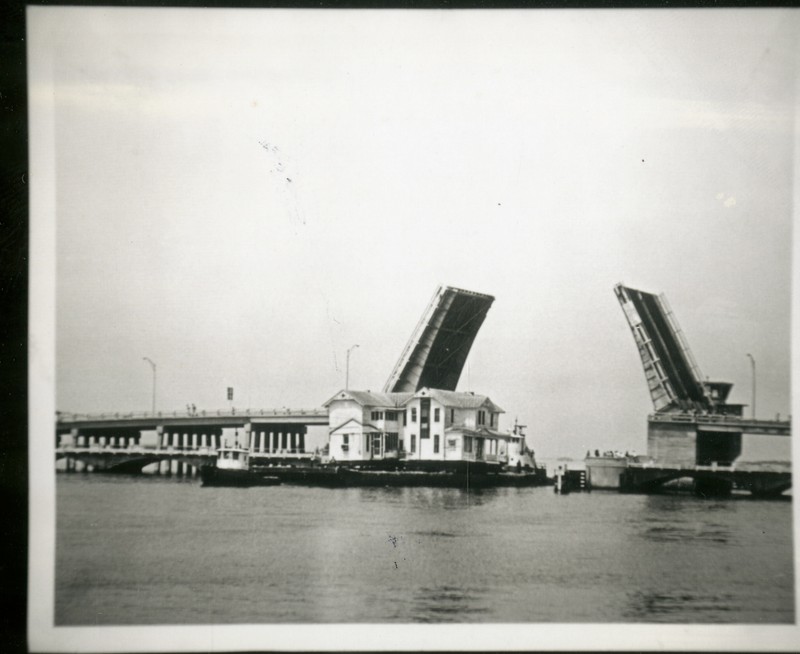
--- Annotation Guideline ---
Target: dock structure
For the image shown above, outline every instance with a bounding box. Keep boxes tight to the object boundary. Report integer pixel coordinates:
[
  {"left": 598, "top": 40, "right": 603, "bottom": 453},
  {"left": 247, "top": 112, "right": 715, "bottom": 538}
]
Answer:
[
  {"left": 609, "top": 283, "right": 791, "bottom": 496},
  {"left": 55, "top": 408, "right": 327, "bottom": 474},
  {"left": 619, "top": 463, "right": 791, "bottom": 497}
]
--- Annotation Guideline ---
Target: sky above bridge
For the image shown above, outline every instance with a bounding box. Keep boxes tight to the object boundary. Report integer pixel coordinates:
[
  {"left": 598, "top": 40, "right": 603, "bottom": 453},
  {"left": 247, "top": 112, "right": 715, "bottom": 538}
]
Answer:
[{"left": 31, "top": 7, "right": 796, "bottom": 458}]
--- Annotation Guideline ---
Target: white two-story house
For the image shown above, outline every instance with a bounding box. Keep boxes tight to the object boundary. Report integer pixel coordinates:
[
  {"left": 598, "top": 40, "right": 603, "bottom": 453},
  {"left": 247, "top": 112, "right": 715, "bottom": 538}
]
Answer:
[{"left": 324, "top": 387, "right": 534, "bottom": 470}]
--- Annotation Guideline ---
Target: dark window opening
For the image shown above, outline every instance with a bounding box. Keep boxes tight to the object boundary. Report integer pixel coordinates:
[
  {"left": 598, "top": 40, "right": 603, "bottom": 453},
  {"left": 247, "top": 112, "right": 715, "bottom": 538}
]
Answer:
[{"left": 696, "top": 430, "right": 742, "bottom": 466}]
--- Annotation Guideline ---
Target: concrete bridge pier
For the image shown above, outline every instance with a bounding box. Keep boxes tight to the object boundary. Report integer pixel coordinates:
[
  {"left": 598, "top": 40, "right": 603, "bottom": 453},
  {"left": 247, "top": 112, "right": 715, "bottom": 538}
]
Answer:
[
  {"left": 160, "top": 426, "right": 221, "bottom": 452},
  {"left": 74, "top": 427, "right": 144, "bottom": 451},
  {"left": 242, "top": 424, "right": 307, "bottom": 456}
]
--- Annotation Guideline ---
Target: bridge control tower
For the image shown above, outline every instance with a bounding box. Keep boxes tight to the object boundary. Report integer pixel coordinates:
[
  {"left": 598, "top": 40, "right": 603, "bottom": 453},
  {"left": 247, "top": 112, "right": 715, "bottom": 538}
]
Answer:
[{"left": 614, "top": 283, "right": 790, "bottom": 473}]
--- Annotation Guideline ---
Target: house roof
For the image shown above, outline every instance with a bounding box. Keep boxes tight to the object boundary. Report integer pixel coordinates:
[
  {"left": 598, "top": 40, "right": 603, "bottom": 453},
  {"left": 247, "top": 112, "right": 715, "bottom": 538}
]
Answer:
[
  {"left": 413, "top": 388, "right": 504, "bottom": 413},
  {"left": 323, "top": 387, "right": 504, "bottom": 414},
  {"left": 323, "top": 389, "right": 414, "bottom": 409},
  {"left": 329, "top": 417, "right": 381, "bottom": 434}
]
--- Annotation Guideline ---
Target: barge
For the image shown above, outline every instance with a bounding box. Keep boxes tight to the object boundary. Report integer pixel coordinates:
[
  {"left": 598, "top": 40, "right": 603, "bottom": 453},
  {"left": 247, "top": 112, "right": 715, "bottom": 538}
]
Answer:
[{"left": 253, "top": 461, "right": 548, "bottom": 489}]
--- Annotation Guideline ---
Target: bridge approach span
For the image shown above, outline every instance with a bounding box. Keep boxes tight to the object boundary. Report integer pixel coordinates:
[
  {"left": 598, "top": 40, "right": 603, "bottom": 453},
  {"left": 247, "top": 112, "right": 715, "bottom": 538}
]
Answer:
[{"left": 56, "top": 407, "right": 328, "bottom": 432}]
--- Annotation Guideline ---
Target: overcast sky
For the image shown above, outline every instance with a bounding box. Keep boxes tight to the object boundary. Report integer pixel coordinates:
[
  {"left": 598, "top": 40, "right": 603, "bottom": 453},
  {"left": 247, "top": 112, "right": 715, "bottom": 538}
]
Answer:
[{"left": 38, "top": 7, "right": 796, "bottom": 458}]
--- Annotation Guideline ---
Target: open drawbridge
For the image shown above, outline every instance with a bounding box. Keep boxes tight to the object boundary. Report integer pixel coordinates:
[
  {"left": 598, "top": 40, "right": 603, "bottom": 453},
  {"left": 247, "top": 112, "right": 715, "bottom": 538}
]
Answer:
[
  {"left": 383, "top": 285, "right": 495, "bottom": 393},
  {"left": 615, "top": 283, "right": 728, "bottom": 414}
]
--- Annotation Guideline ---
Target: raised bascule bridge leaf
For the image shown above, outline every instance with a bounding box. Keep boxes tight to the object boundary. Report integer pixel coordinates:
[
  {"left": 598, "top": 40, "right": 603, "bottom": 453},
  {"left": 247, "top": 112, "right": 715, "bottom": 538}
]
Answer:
[
  {"left": 383, "top": 285, "right": 495, "bottom": 393},
  {"left": 614, "top": 283, "right": 713, "bottom": 414}
]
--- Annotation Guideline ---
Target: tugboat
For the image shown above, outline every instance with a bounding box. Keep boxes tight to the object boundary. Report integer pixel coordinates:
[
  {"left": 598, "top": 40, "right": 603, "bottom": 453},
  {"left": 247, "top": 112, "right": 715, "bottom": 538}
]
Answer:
[{"left": 200, "top": 445, "right": 281, "bottom": 488}]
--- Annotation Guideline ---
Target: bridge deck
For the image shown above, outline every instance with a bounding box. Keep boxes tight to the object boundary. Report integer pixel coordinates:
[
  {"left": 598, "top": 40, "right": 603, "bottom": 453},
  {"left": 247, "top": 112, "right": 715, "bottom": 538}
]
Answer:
[
  {"left": 56, "top": 408, "right": 329, "bottom": 431},
  {"left": 648, "top": 413, "right": 791, "bottom": 436}
]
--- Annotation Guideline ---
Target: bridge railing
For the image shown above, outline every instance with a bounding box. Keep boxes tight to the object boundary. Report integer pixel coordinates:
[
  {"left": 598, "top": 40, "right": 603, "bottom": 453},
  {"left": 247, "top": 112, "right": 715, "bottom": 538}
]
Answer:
[
  {"left": 57, "top": 444, "right": 314, "bottom": 457},
  {"left": 57, "top": 444, "right": 218, "bottom": 454},
  {"left": 56, "top": 407, "right": 328, "bottom": 423},
  {"left": 648, "top": 412, "right": 791, "bottom": 427}
]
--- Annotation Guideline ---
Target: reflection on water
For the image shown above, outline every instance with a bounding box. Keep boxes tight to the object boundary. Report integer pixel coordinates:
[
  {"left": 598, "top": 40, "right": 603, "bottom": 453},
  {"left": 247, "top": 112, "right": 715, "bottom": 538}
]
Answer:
[
  {"left": 410, "top": 530, "right": 458, "bottom": 538},
  {"left": 625, "top": 590, "right": 735, "bottom": 622},
  {"left": 411, "top": 585, "right": 489, "bottom": 622},
  {"left": 55, "top": 477, "right": 794, "bottom": 624},
  {"left": 352, "top": 486, "right": 498, "bottom": 510},
  {"left": 639, "top": 522, "right": 731, "bottom": 544}
]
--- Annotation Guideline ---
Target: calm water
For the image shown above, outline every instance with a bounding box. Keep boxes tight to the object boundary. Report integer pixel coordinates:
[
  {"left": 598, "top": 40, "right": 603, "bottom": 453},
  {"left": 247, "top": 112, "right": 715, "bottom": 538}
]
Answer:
[{"left": 55, "top": 474, "right": 794, "bottom": 624}]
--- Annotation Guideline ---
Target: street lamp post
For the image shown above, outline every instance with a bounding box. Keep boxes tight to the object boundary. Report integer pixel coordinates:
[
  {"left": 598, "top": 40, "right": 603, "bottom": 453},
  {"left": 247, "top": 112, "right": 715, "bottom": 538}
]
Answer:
[
  {"left": 143, "top": 357, "right": 157, "bottom": 414},
  {"left": 346, "top": 344, "right": 359, "bottom": 390},
  {"left": 746, "top": 353, "right": 756, "bottom": 420}
]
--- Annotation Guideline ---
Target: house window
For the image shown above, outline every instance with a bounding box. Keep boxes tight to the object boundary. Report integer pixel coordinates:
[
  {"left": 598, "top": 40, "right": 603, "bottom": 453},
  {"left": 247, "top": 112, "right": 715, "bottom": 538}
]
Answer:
[
  {"left": 478, "top": 410, "right": 486, "bottom": 426},
  {"left": 342, "top": 434, "right": 349, "bottom": 451},
  {"left": 386, "top": 411, "right": 397, "bottom": 421},
  {"left": 411, "top": 434, "right": 416, "bottom": 452},
  {"left": 464, "top": 436, "right": 472, "bottom": 453},
  {"left": 411, "top": 408, "right": 417, "bottom": 423},
  {"left": 365, "top": 434, "right": 370, "bottom": 452},
  {"left": 433, "top": 434, "right": 440, "bottom": 454},
  {"left": 403, "top": 411, "right": 407, "bottom": 426},
  {"left": 490, "top": 413, "right": 495, "bottom": 427},
  {"left": 450, "top": 408, "right": 455, "bottom": 424},
  {"left": 420, "top": 398, "right": 430, "bottom": 438},
  {"left": 434, "top": 408, "right": 440, "bottom": 423}
]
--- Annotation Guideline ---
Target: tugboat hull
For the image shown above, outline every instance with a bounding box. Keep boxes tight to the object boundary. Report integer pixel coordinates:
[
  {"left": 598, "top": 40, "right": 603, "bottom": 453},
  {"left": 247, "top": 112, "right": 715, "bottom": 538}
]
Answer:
[{"left": 200, "top": 466, "right": 280, "bottom": 488}]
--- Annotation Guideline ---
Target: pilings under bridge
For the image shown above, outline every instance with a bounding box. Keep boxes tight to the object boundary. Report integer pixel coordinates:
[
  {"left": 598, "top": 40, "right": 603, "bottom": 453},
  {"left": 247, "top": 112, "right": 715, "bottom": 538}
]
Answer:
[{"left": 55, "top": 408, "right": 327, "bottom": 474}]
